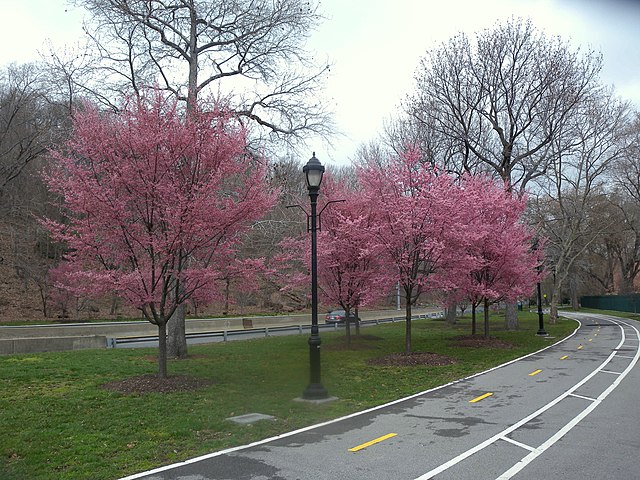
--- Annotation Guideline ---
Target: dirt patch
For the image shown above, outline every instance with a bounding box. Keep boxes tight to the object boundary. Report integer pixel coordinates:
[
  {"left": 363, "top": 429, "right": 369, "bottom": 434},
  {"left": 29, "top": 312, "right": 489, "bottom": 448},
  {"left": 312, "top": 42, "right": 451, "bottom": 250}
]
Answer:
[
  {"left": 367, "top": 352, "right": 457, "bottom": 367},
  {"left": 101, "top": 374, "right": 214, "bottom": 395},
  {"left": 451, "top": 335, "right": 514, "bottom": 349}
]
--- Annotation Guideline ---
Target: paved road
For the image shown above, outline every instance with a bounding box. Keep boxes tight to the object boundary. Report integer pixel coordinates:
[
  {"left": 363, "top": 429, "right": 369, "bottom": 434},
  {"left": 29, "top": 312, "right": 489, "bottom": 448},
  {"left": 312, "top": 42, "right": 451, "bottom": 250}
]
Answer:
[
  {"left": 112, "top": 309, "right": 442, "bottom": 349},
  {"left": 122, "top": 312, "right": 640, "bottom": 480},
  {"left": 114, "top": 315, "right": 429, "bottom": 349}
]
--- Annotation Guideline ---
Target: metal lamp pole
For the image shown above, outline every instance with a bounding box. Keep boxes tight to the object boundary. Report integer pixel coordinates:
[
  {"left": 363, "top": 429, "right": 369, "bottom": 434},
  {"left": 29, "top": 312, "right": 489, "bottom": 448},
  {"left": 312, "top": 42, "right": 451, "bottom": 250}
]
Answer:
[
  {"left": 302, "top": 153, "right": 329, "bottom": 400},
  {"left": 536, "top": 279, "right": 547, "bottom": 336},
  {"left": 533, "top": 238, "right": 547, "bottom": 336}
]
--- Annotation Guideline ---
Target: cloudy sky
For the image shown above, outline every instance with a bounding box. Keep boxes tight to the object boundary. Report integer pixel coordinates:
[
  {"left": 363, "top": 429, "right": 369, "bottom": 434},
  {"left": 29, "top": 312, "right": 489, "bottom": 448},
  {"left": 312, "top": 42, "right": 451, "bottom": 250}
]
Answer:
[{"left": 2, "top": 0, "right": 639, "bottom": 167}]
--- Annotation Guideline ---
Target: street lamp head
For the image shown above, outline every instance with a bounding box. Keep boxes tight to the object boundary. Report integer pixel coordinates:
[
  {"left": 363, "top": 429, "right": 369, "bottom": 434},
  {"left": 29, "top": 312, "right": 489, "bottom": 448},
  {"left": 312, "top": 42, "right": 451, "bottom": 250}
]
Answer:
[{"left": 303, "top": 152, "right": 325, "bottom": 191}]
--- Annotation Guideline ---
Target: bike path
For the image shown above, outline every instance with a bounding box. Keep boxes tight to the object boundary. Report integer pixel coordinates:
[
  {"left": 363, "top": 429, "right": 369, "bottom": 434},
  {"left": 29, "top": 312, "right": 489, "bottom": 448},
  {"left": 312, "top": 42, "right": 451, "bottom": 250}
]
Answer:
[{"left": 122, "top": 312, "right": 640, "bottom": 480}]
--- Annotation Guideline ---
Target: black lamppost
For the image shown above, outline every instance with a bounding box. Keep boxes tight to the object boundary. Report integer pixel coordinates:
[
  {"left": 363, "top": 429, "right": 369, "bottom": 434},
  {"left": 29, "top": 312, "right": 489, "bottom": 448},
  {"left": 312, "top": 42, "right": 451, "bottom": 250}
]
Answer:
[
  {"left": 302, "top": 153, "right": 329, "bottom": 400},
  {"left": 533, "top": 239, "right": 547, "bottom": 336}
]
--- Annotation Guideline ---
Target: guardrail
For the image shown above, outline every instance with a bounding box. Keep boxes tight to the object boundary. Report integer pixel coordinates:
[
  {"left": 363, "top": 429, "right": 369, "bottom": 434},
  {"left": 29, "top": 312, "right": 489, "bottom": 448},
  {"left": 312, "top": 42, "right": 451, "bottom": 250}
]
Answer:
[{"left": 109, "top": 312, "right": 444, "bottom": 347}]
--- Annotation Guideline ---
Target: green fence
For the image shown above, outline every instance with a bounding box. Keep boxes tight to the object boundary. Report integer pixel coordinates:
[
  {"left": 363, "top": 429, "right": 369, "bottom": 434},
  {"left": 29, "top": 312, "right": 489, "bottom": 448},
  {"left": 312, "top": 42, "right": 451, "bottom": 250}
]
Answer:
[{"left": 580, "top": 294, "right": 640, "bottom": 313}]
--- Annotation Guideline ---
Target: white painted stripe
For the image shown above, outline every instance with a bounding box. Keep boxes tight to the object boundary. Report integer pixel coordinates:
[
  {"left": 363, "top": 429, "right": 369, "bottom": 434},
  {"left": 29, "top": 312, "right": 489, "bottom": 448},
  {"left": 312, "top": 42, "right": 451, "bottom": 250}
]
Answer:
[
  {"left": 617, "top": 355, "right": 635, "bottom": 359},
  {"left": 414, "top": 317, "right": 630, "bottom": 480},
  {"left": 119, "top": 319, "right": 583, "bottom": 480},
  {"left": 500, "top": 436, "right": 536, "bottom": 452},
  {"left": 600, "top": 370, "right": 622, "bottom": 375},
  {"left": 569, "top": 393, "right": 596, "bottom": 402}
]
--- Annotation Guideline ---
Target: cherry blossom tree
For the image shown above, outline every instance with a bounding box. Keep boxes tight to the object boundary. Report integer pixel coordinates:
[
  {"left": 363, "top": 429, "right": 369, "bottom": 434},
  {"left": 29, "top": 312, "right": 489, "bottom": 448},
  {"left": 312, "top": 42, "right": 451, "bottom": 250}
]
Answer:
[
  {"left": 315, "top": 178, "right": 393, "bottom": 344},
  {"left": 359, "top": 149, "right": 476, "bottom": 354},
  {"left": 458, "top": 176, "right": 542, "bottom": 337},
  {"left": 42, "top": 92, "right": 276, "bottom": 377}
]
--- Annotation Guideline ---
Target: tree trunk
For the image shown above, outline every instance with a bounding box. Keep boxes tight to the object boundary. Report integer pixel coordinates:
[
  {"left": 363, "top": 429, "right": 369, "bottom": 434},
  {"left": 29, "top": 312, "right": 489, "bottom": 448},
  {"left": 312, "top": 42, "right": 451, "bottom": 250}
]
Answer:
[
  {"left": 483, "top": 298, "right": 490, "bottom": 338},
  {"left": 504, "top": 301, "right": 518, "bottom": 330},
  {"left": 167, "top": 303, "right": 188, "bottom": 358},
  {"left": 345, "top": 309, "right": 352, "bottom": 346},
  {"left": 446, "top": 301, "right": 457, "bottom": 325},
  {"left": 549, "top": 282, "right": 561, "bottom": 324},
  {"left": 223, "top": 278, "right": 230, "bottom": 315},
  {"left": 158, "top": 322, "right": 168, "bottom": 378},
  {"left": 354, "top": 307, "right": 361, "bottom": 336},
  {"left": 110, "top": 296, "right": 119, "bottom": 316},
  {"left": 618, "top": 271, "right": 635, "bottom": 295},
  {"left": 471, "top": 304, "right": 477, "bottom": 335},
  {"left": 570, "top": 277, "right": 580, "bottom": 310},
  {"left": 186, "top": 4, "right": 198, "bottom": 111},
  {"left": 405, "top": 299, "right": 412, "bottom": 354},
  {"left": 38, "top": 286, "right": 48, "bottom": 318}
]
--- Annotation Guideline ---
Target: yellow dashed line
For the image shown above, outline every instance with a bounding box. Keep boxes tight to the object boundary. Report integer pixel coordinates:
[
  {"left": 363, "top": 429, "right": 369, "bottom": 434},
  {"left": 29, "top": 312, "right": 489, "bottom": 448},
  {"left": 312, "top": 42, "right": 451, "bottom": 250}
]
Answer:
[
  {"left": 560, "top": 355, "right": 569, "bottom": 360},
  {"left": 349, "top": 433, "right": 397, "bottom": 452},
  {"left": 469, "top": 392, "right": 493, "bottom": 403},
  {"left": 529, "top": 369, "right": 542, "bottom": 376},
  {"left": 578, "top": 345, "right": 584, "bottom": 350},
  {"left": 589, "top": 339, "right": 593, "bottom": 342}
]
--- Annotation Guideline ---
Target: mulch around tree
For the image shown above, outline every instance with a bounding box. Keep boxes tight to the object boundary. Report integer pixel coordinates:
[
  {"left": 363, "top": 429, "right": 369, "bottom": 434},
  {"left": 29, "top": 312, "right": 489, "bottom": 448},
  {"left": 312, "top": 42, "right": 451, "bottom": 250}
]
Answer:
[
  {"left": 451, "top": 335, "right": 515, "bottom": 349},
  {"left": 367, "top": 352, "right": 457, "bottom": 367},
  {"left": 101, "top": 374, "right": 214, "bottom": 395}
]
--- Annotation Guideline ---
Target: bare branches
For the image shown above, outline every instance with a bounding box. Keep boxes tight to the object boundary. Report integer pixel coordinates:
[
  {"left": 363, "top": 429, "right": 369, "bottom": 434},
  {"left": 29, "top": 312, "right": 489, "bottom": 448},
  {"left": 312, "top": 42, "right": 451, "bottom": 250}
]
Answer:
[
  {"left": 0, "top": 64, "right": 53, "bottom": 192},
  {"left": 407, "top": 17, "right": 602, "bottom": 191},
  {"left": 66, "top": 0, "right": 333, "bottom": 144}
]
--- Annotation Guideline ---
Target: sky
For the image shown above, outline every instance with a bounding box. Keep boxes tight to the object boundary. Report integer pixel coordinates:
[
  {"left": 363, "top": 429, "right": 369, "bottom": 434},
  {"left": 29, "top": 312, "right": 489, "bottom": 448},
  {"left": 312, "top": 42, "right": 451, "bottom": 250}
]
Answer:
[{"left": 1, "top": 0, "right": 639, "bottom": 167}]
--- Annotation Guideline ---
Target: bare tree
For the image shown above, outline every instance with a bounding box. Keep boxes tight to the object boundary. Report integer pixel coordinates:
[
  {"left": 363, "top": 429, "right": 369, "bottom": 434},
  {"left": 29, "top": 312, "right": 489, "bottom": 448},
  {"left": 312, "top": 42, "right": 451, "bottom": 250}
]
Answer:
[
  {"left": 0, "top": 64, "right": 53, "bottom": 194},
  {"left": 533, "top": 92, "right": 630, "bottom": 321},
  {"left": 407, "top": 17, "right": 603, "bottom": 329},
  {"left": 68, "top": 0, "right": 333, "bottom": 143},
  {"left": 606, "top": 112, "right": 640, "bottom": 294}
]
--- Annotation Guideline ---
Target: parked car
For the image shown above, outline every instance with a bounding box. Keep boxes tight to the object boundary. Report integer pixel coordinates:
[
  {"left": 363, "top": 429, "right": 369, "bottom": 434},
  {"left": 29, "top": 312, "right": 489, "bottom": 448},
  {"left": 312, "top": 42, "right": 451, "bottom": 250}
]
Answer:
[{"left": 325, "top": 309, "right": 359, "bottom": 324}]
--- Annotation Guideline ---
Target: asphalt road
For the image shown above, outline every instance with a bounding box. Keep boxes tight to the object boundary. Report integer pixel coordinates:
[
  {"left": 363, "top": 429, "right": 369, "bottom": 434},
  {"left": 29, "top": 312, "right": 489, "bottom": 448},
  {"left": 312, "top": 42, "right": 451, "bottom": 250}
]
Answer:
[
  {"left": 121, "top": 312, "right": 640, "bottom": 480},
  {"left": 114, "top": 318, "right": 410, "bottom": 348}
]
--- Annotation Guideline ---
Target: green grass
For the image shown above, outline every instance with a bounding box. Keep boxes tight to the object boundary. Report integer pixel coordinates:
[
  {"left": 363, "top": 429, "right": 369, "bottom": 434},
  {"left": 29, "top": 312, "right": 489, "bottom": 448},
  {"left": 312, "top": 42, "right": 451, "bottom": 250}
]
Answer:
[{"left": 0, "top": 312, "right": 577, "bottom": 480}]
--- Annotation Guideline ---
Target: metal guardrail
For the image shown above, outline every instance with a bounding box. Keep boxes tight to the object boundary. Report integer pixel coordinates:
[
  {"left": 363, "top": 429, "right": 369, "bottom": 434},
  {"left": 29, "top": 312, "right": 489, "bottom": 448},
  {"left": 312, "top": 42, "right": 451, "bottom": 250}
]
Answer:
[{"left": 109, "top": 312, "right": 444, "bottom": 347}]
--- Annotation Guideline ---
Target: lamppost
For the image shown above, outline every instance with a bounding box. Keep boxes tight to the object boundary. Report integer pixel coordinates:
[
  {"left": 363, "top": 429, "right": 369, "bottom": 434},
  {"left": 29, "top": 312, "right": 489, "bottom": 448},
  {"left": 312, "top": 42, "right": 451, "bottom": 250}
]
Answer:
[
  {"left": 302, "top": 152, "right": 329, "bottom": 400},
  {"left": 533, "top": 239, "right": 547, "bottom": 336}
]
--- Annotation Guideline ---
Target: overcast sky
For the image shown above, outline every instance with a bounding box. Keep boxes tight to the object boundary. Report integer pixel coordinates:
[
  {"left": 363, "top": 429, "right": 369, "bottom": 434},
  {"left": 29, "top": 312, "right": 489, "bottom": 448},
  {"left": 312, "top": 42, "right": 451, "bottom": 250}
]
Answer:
[{"left": 2, "top": 0, "right": 639, "bottom": 167}]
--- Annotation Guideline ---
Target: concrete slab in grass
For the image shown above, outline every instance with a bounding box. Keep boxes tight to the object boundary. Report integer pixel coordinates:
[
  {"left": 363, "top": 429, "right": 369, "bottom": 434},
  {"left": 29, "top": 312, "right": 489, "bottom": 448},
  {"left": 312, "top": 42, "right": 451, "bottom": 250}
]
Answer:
[{"left": 226, "top": 413, "right": 276, "bottom": 425}]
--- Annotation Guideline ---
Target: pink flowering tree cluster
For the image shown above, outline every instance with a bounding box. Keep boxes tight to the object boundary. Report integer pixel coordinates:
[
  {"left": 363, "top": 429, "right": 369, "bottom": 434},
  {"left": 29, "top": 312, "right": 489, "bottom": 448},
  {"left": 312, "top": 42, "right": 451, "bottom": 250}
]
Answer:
[
  {"left": 359, "top": 151, "right": 543, "bottom": 351},
  {"left": 42, "top": 93, "right": 277, "bottom": 377},
  {"left": 452, "top": 176, "right": 543, "bottom": 337},
  {"left": 315, "top": 177, "right": 393, "bottom": 344},
  {"left": 277, "top": 148, "right": 541, "bottom": 355},
  {"left": 358, "top": 151, "right": 482, "bottom": 353}
]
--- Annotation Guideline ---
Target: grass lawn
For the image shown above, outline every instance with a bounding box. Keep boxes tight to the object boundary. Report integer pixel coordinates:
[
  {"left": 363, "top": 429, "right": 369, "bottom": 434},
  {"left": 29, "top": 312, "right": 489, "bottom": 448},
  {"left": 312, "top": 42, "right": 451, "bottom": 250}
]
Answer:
[{"left": 0, "top": 311, "right": 577, "bottom": 480}]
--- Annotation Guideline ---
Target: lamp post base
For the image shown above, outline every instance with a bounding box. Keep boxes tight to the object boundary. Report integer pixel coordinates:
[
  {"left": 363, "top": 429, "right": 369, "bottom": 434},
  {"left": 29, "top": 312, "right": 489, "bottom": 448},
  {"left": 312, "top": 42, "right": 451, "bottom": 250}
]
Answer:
[
  {"left": 536, "top": 329, "right": 548, "bottom": 336},
  {"left": 301, "top": 382, "right": 330, "bottom": 401}
]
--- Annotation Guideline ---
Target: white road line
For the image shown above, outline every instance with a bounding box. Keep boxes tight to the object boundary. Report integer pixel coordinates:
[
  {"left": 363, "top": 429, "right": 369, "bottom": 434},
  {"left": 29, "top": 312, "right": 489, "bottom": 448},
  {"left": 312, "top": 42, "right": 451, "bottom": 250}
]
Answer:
[
  {"left": 601, "top": 370, "right": 622, "bottom": 375},
  {"left": 414, "top": 317, "right": 636, "bottom": 480},
  {"left": 617, "top": 355, "right": 635, "bottom": 359},
  {"left": 569, "top": 393, "right": 596, "bottom": 402},
  {"left": 500, "top": 436, "right": 536, "bottom": 452}
]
